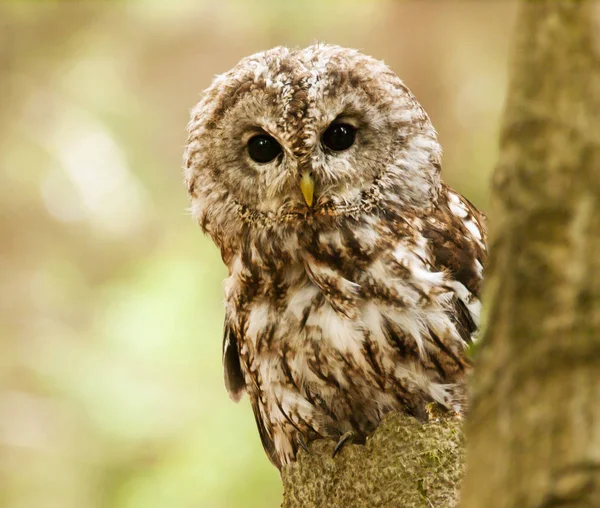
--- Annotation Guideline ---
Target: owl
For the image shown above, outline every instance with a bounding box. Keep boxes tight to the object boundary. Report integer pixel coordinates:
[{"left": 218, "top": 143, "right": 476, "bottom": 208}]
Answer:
[{"left": 184, "top": 45, "right": 486, "bottom": 470}]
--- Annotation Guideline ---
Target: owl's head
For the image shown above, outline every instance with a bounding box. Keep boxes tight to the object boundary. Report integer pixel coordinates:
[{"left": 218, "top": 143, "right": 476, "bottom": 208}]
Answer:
[{"left": 184, "top": 45, "right": 442, "bottom": 256}]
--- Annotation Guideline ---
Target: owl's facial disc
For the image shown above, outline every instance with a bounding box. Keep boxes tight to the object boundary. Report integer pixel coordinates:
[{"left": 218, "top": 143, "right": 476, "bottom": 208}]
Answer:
[{"left": 185, "top": 44, "right": 443, "bottom": 237}]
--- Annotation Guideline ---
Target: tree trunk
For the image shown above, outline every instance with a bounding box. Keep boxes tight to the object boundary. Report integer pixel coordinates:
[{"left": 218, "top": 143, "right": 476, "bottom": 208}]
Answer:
[
  {"left": 461, "top": 1, "right": 600, "bottom": 507},
  {"left": 282, "top": 1, "right": 600, "bottom": 506}
]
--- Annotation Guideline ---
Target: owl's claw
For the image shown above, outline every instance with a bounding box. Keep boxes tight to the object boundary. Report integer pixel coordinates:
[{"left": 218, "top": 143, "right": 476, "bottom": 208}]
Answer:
[
  {"left": 297, "top": 435, "right": 311, "bottom": 455},
  {"left": 332, "top": 430, "right": 355, "bottom": 457}
]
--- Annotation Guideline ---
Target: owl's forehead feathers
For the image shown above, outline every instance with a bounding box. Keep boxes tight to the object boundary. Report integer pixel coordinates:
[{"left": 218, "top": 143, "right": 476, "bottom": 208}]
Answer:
[{"left": 196, "top": 44, "right": 429, "bottom": 143}]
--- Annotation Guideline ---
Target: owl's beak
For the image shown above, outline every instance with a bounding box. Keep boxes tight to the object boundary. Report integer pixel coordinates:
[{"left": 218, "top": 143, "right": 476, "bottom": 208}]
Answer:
[{"left": 300, "top": 171, "right": 314, "bottom": 207}]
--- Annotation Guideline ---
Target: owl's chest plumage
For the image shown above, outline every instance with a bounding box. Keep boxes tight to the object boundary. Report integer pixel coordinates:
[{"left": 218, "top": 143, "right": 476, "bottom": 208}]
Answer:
[{"left": 222, "top": 192, "right": 484, "bottom": 468}]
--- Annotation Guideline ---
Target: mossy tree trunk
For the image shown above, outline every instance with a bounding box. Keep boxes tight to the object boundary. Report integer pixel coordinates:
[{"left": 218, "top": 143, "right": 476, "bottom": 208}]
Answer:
[
  {"left": 282, "top": 1, "right": 600, "bottom": 506},
  {"left": 462, "top": 1, "right": 600, "bottom": 506}
]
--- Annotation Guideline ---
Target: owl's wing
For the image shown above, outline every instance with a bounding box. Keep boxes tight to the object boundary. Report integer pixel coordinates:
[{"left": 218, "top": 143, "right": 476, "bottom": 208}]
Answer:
[
  {"left": 223, "top": 317, "right": 246, "bottom": 401},
  {"left": 251, "top": 400, "right": 281, "bottom": 469},
  {"left": 424, "top": 186, "right": 487, "bottom": 345},
  {"left": 223, "top": 317, "right": 280, "bottom": 467}
]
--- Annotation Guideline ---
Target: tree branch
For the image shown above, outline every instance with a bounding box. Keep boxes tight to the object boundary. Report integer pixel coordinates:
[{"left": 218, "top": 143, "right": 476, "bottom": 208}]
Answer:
[{"left": 281, "top": 413, "right": 464, "bottom": 507}]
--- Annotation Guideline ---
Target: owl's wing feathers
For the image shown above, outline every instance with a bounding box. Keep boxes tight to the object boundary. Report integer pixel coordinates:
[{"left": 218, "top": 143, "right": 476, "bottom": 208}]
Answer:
[
  {"left": 423, "top": 185, "right": 487, "bottom": 344},
  {"left": 222, "top": 318, "right": 246, "bottom": 402},
  {"left": 251, "top": 402, "right": 280, "bottom": 469},
  {"left": 223, "top": 316, "right": 280, "bottom": 465},
  {"left": 223, "top": 316, "right": 282, "bottom": 466}
]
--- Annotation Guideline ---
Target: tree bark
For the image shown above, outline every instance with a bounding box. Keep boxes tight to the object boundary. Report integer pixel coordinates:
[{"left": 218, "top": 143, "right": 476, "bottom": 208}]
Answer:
[{"left": 461, "top": 1, "right": 600, "bottom": 507}]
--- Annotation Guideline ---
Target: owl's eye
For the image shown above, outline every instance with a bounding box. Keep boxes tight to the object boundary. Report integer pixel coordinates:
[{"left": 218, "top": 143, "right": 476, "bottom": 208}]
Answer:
[
  {"left": 247, "top": 134, "right": 282, "bottom": 163},
  {"left": 321, "top": 123, "right": 356, "bottom": 151}
]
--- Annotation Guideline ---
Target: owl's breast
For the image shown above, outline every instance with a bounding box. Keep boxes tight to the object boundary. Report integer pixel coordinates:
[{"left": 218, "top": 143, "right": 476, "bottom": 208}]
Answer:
[{"left": 227, "top": 204, "right": 480, "bottom": 438}]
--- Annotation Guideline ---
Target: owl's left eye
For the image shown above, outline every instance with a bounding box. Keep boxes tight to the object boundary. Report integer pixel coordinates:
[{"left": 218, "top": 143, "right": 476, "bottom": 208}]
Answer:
[
  {"left": 247, "top": 134, "right": 282, "bottom": 163},
  {"left": 321, "top": 123, "right": 357, "bottom": 152}
]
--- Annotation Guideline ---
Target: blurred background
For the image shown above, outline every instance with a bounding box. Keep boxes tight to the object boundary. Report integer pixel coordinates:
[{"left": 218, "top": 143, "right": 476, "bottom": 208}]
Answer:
[{"left": 0, "top": 1, "right": 516, "bottom": 507}]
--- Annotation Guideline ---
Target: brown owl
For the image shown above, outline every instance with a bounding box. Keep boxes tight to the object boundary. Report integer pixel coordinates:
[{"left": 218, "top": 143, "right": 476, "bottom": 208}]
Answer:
[{"left": 184, "top": 45, "right": 486, "bottom": 470}]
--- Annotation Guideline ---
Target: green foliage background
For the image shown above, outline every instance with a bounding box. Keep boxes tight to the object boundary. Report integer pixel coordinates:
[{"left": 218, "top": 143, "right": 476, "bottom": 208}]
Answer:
[{"left": 0, "top": 1, "right": 515, "bottom": 506}]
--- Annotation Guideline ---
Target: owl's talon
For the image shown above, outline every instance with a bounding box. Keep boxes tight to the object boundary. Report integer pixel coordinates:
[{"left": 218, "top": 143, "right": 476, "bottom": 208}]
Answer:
[
  {"left": 332, "top": 430, "right": 355, "bottom": 457},
  {"left": 298, "top": 435, "right": 311, "bottom": 455}
]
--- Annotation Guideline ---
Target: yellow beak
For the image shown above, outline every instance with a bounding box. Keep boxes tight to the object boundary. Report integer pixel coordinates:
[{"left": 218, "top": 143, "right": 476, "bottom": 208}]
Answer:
[{"left": 300, "top": 171, "right": 314, "bottom": 207}]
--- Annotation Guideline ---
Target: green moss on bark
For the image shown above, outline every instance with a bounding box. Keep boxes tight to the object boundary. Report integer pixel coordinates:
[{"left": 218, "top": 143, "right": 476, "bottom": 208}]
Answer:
[{"left": 281, "top": 413, "right": 464, "bottom": 508}]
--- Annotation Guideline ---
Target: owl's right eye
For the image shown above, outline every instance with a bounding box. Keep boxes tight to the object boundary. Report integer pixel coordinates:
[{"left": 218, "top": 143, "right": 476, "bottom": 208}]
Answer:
[{"left": 247, "top": 135, "right": 282, "bottom": 164}]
